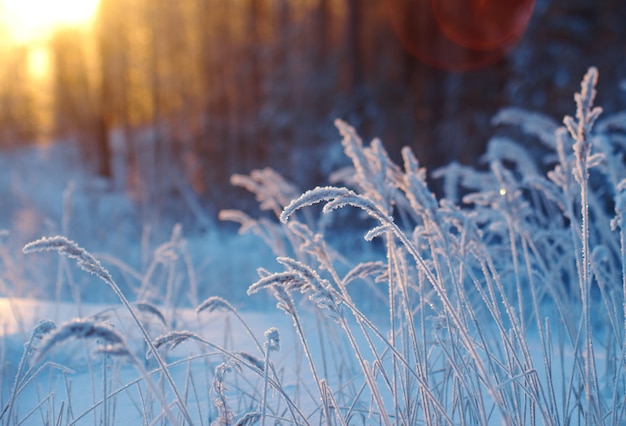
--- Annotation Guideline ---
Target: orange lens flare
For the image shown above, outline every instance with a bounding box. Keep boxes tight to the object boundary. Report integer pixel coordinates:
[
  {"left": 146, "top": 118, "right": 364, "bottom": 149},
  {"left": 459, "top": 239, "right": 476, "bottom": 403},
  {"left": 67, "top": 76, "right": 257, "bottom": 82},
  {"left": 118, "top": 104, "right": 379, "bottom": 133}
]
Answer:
[{"left": 386, "top": 0, "right": 535, "bottom": 71}]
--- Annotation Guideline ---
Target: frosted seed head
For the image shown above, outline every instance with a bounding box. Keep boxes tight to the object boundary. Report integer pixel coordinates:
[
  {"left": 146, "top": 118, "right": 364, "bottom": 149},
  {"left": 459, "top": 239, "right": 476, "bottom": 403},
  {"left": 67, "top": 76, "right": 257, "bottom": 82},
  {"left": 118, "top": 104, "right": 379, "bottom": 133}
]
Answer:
[
  {"left": 35, "top": 319, "right": 126, "bottom": 364},
  {"left": 247, "top": 271, "right": 304, "bottom": 296},
  {"left": 577, "top": 67, "right": 599, "bottom": 123},
  {"left": 23, "top": 236, "right": 114, "bottom": 285},
  {"left": 281, "top": 186, "right": 354, "bottom": 223},
  {"left": 264, "top": 327, "right": 280, "bottom": 352},
  {"left": 29, "top": 319, "right": 57, "bottom": 343},
  {"left": 134, "top": 302, "right": 167, "bottom": 325},
  {"left": 235, "top": 351, "right": 264, "bottom": 371},
  {"left": 235, "top": 412, "right": 261, "bottom": 426},
  {"left": 152, "top": 330, "right": 203, "bottom": 352},
  {"left": 196, "top": 296, "right": 235, "bottom": 315},
  {"left": 342, "top": 261, "right": 388, "bottom": 286}
]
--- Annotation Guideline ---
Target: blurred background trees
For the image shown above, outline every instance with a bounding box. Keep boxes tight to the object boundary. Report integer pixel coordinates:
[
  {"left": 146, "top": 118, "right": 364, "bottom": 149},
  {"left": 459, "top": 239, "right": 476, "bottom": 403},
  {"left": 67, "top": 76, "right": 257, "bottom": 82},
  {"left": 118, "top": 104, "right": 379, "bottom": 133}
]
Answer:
[{"left": 0, "top": 0, "right": 625, "bottom": 223}]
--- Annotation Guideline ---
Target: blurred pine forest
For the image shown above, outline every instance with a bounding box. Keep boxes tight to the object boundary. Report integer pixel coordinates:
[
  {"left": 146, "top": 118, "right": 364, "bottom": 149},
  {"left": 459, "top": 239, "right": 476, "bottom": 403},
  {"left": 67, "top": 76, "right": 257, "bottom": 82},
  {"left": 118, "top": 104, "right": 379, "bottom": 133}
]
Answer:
[{"left": 0, "top": 0, "right": 625, "bottom": 220}]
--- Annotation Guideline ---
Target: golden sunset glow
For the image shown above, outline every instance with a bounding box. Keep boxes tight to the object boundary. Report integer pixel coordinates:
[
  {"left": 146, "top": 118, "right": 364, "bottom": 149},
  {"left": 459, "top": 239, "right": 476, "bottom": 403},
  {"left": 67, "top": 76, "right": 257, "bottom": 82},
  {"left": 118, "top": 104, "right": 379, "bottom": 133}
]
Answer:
[{"left": 0, "top": 0, "right": 100, "bottom": 44}]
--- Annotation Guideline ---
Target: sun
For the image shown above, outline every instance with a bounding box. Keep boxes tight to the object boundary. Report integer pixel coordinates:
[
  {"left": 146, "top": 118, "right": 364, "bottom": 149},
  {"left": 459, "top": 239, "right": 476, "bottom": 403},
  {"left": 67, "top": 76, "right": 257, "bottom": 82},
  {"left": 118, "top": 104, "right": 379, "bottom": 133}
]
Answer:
[{"left": 0, "top": 0, "right": 101, "bottom": 44}]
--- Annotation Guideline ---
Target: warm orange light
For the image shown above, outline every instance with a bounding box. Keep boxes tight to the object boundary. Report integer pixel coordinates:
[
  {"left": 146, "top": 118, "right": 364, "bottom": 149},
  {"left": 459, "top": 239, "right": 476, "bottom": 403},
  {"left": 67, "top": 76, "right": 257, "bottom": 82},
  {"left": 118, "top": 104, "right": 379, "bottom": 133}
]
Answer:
[{"left": 0, "top": 0, "right": 100, "bottom": 44}]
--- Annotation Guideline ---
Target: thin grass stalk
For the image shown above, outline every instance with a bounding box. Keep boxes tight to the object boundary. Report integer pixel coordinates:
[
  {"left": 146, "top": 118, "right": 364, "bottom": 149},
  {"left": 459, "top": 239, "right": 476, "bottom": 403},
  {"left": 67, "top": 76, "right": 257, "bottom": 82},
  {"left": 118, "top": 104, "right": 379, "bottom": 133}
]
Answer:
[
  {"left": 335, "top": 312, "right": 392, "bottom": 425},
  {"left": 609, "top": 186, "right": 626, "bottom": 426},
  {"left": 260, "top": 327, "right": 279, "bottom": 426},
  {"left": 2, "top": 362, "right": 74, "bottom": 425},
  {"left": 289, "top": 306, "right": 336, "bottom": 424},
  {"left": 459, "top": 251, "right": 535, "bottom": 422},
  {"left": 314, "top": 310, "right": 331, "bottom": 385},
  {"left": 102, "top": 354, "right": 108, "bottom": 426},
  {"left": 386, "top": 236, "right": 400, "bottom": 423},
  {"left": 577, "top": 165, "right": 601, "bottom": 421},
  {"left": 437, "top": 256, "right": 501, "bottom": 422},
  {"left": 62, "top": 373, "right": 74, "bottom": 422},
  {"left": 320, "top": 379, "right": 349, "bottom": 426},
  {"left": 55, "top": 401, "right": 64, "bottom": 426},
  {"left": 260, "top": 346, "right": 271, "bottom": 426},
  {"left": 523, "top": 231, "right": 578, "bottom": 344},
  {"left": 41, "top": 320, "right": 181, "bottom": 425},
  {"left": 543, "top": 318, "right": 561, "bottom": 423},
  {"left": 483, "top": 193, "right": 542, "bottom": 420},
  {"left": 291, "top": 228, "right": 398, "bottom": 403},
  {"left": 565, "top": 67, "right": 603, "bottom": 420}
]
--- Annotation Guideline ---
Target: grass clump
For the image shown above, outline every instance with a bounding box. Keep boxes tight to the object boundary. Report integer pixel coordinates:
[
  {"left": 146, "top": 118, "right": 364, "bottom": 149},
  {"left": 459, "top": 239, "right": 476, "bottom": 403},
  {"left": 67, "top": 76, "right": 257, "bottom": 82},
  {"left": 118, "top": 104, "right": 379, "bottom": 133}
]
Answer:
[{"left": 2, "top": 67, "right": 625, "bottom": 425}]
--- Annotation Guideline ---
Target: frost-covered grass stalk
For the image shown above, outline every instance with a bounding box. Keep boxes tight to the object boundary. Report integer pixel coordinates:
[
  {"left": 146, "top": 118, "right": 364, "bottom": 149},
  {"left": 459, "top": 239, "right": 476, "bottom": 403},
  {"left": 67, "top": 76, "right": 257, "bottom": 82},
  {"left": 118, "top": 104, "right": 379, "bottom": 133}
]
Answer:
[
  {"left": 4, "top": 67, "right": 626, "bottom": 425},
  {"left": 563, "top": 67, "right": 604, "bottom": 422}
]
